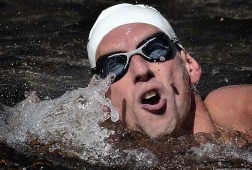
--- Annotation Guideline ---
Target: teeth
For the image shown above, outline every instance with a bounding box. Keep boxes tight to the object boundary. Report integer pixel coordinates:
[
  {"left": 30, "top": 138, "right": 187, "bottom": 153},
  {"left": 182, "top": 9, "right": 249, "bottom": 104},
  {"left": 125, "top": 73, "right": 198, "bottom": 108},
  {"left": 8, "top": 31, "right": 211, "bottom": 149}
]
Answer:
[{"left": 143, "top": 91, "right": 157, "bottom": 100}]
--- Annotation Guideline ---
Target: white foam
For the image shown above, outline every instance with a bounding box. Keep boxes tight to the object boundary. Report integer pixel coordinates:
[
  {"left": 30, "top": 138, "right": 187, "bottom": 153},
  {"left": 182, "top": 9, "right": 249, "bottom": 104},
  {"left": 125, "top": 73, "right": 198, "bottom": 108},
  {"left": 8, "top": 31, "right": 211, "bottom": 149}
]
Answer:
[
  {"left": 189, "top": 142, "right": 252, "bottom": 163},
  {"left": 0, "top": 74, "right": 157, "bottom": 168}
]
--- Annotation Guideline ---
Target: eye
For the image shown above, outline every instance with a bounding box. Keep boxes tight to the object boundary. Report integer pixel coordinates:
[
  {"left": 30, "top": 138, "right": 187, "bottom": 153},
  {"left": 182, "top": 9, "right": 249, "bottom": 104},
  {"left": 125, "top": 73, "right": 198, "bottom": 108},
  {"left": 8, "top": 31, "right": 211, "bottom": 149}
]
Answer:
[
  {"left": 96, "top": 55, "right": 127, "bottom": 78},
  {"left": 143, "top": 38, "right": 171, "bottom": 60},
  {"left": 107, "top": 55, "right": 127, "bottom": 75}
]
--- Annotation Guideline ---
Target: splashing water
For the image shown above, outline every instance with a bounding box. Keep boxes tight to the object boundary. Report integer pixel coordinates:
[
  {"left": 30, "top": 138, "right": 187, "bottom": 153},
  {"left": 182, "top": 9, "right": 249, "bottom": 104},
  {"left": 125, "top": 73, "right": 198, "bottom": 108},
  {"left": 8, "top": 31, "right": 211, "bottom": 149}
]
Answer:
[
  {"left": 0, "top": 74, "right": 251, "bottom": 169},
  {"left": 190, "top": 142, "right": 252, "bottom": 163},
  {"left": 0, "top": 74, "right": 158, "bottom": 168}
]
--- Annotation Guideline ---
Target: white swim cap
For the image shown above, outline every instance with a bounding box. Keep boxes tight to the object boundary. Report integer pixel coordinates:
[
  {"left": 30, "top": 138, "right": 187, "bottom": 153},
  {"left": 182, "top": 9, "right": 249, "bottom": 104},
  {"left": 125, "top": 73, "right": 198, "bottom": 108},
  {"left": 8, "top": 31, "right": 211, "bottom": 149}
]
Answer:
[{"left": 87, "top": 3, "right": 184, "bottom": 69}]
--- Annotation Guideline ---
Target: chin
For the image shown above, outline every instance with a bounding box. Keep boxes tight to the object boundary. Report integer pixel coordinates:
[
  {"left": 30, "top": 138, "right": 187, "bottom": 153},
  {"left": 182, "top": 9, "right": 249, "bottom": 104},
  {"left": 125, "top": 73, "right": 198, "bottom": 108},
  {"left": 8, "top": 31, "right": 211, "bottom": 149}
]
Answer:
[{"left": 146, "top": 123, "right": 177, "bottom": 138}]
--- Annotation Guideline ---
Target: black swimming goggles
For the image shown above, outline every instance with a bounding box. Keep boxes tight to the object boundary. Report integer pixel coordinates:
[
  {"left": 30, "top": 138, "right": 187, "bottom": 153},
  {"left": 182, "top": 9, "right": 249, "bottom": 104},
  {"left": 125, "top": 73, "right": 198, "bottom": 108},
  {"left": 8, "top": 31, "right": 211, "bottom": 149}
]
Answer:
[{"left": 92, "top": 32, "right": 176, "bottom": 82}]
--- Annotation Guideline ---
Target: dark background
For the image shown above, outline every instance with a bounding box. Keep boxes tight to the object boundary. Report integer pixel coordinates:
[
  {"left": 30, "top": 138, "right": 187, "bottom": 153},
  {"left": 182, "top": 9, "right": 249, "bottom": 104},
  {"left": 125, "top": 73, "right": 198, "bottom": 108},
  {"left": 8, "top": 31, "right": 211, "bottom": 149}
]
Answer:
[{"left": 0, "top": 0, "right": 251, "bottom": 106}]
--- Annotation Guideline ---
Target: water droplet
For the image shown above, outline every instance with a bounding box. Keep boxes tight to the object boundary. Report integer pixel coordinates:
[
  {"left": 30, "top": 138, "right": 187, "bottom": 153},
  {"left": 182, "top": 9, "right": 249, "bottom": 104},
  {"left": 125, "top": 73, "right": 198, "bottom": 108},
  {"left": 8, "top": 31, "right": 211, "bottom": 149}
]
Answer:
[{"left": 160, "top": 56, "right": 165, "bottom": 62}]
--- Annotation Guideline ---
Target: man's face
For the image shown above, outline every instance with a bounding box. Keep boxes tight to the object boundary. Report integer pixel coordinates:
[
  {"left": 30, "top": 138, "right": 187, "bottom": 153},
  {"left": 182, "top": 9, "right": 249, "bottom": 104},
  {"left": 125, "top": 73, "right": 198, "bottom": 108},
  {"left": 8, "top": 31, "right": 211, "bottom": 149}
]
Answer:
[{"left": 96, "top": 23, "right": 193, "bottom": 138}]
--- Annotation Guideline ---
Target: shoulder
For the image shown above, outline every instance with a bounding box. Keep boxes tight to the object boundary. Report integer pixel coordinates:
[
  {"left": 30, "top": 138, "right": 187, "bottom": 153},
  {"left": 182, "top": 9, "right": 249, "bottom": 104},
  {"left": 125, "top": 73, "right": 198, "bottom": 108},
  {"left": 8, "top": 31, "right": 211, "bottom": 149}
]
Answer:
[
  {"left": 205, "top": 85, "right": 252, "bottom": 102},
  {"left": 204, "top": 85, "right": 252, "bottom": 132}
]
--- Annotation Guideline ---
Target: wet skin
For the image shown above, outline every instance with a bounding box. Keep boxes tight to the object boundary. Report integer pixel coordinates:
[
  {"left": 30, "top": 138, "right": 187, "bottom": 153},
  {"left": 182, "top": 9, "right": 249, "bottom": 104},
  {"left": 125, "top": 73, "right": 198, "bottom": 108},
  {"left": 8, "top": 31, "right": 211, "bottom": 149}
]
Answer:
[
  {"left": 96, "top": 23, "right": 203, "bottom": 138},
  {"left": 95, "top": 23, "right": 252, "bottom": 139},
  {"left": 204, "top": 85, "right": 252, "bottom": 137}
]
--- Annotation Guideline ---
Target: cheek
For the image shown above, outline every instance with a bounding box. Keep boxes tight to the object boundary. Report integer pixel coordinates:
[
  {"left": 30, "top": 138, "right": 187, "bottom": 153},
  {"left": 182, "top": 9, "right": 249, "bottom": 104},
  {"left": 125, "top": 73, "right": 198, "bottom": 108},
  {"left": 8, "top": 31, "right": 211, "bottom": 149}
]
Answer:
[
  {"left": 158, "top": 58, "right": 191, "bottom": 107},
  {"left": 110, "top": 84, "right": 123, "bottom": 107},
  {"left": 109, "top": 81, "right": 133, "bottom": 119},
  {"left": 172, "top": 59, "right": 192, "bottom": 115}
]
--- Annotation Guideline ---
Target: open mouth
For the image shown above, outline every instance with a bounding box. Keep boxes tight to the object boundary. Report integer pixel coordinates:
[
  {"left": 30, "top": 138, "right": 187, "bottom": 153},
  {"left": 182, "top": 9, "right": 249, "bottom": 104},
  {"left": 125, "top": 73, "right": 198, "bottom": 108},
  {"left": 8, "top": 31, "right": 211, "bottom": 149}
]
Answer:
[{"left": 142, "top": 90, "right": 161, "bottom": 105}]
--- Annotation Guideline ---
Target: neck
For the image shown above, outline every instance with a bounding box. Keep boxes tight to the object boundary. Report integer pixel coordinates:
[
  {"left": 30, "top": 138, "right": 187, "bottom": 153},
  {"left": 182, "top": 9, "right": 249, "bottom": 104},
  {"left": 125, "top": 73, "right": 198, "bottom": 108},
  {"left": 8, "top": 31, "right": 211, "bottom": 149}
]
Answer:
[
  {"left": 176, "top": 94, "right": 216, "bottom": 137},
  {"left": 192, "top": 95, "right": 216, "bottom": 134}
]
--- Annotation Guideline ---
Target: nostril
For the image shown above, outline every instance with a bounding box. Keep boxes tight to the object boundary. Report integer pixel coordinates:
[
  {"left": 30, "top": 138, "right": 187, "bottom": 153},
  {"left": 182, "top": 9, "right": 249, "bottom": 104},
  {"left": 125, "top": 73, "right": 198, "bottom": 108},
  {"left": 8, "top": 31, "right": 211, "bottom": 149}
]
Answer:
[
  {"left": 146, "top": 72, "right": 153, "bottom": 80},
  {"left": 135, "top": 71, "right": 154, "bottom": 83},
  {"left": 135, "top": 76, "right": 141, "bottom": 82}
]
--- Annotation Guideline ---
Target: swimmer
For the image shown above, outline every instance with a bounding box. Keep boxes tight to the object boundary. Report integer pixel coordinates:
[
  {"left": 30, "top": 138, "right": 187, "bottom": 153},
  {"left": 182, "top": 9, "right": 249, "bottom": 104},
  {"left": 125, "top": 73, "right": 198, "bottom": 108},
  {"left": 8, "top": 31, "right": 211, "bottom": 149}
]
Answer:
[{"left": 87, "top": 3, "right": 252, "bottom": 138}]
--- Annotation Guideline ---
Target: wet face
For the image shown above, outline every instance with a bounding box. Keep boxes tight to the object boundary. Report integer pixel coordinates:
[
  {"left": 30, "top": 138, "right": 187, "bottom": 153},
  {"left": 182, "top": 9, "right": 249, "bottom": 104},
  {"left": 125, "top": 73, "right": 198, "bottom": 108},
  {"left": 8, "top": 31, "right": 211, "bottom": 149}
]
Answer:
[{"left": 96, "top": 23, "right": 196, "bottom": 138}]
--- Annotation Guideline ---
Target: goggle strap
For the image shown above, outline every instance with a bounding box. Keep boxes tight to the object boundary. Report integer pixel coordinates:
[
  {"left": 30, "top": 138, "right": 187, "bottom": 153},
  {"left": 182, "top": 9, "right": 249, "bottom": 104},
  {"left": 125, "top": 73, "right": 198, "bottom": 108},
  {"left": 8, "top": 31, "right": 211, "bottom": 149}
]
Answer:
[{"left": 171, "top": 38, "right": 187, "bottom": 54}]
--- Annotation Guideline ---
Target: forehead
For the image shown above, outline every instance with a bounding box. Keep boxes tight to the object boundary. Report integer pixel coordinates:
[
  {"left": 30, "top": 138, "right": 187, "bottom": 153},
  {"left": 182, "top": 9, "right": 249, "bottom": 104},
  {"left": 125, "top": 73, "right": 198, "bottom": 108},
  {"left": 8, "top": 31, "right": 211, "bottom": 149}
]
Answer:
[{"left": 96, "top": 23, "right": 162, "bottom": 58}]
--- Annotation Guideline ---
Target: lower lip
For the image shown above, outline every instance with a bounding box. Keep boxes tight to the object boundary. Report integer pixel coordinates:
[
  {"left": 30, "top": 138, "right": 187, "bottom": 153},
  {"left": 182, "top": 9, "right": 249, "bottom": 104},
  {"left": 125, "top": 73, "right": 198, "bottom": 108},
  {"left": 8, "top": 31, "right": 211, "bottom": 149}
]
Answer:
[{"left": 141, "top": 98, "right": 166, "bottom": 112}]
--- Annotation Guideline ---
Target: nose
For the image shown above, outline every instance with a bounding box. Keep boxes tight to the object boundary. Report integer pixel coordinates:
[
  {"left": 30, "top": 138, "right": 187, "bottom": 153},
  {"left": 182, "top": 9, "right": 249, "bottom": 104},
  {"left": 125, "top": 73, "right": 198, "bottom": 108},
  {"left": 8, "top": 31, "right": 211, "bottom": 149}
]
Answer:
[{"left": 129, "top": 55, "right": 153, "bottom": 83}]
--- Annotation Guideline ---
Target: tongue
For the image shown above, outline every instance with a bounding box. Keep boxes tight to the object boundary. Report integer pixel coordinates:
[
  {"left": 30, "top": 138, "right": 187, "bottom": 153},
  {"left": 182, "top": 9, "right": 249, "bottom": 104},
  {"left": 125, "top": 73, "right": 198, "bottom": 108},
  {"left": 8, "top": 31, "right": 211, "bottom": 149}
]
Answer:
[{"left": 142, "top": 94, "right": 160, "bottom": 105}]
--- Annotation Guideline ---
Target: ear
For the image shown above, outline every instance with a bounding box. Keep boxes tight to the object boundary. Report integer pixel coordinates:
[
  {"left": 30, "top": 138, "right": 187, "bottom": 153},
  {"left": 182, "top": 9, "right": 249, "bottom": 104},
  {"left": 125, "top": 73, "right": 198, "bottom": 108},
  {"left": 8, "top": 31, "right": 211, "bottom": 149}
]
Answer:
[{"left": 179, "top": 50, "right": 202, "bottom": 84}]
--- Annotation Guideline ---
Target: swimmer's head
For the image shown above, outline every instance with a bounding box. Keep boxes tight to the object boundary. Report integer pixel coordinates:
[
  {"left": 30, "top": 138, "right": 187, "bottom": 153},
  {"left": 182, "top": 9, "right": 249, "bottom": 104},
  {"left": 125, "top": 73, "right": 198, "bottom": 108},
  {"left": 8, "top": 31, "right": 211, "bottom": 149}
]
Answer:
[{"left": 87, "top": 3, "right": 185, "bottom": 69}]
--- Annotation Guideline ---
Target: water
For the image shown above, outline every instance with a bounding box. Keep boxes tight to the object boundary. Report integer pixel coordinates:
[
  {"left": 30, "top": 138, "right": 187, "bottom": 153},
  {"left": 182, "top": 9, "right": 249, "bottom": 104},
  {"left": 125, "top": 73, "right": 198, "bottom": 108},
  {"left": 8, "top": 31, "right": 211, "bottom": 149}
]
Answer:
[
  {"left": 0, "top": 0, "right": 251, "bottom": 169},
  {"left": 0, "top": 74, "right": 158, "bottom": 169}
]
